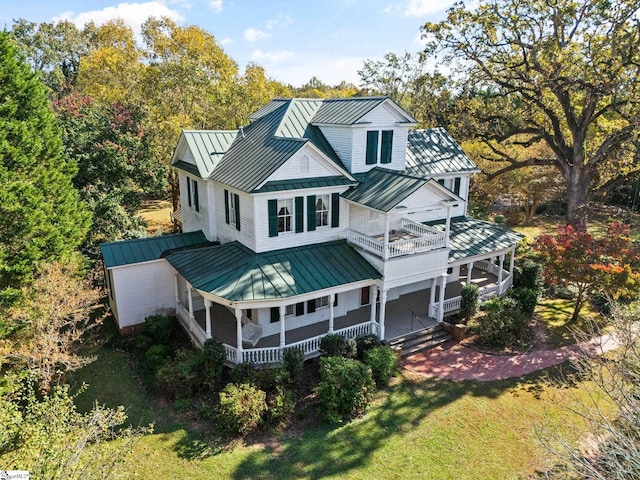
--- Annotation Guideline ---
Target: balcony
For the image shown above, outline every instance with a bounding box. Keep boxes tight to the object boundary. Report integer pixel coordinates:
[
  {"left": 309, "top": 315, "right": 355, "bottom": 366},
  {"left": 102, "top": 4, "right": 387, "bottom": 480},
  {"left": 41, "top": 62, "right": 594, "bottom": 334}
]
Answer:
[{"left": 346, "top": 218, "right": 447, "bottom": 260}]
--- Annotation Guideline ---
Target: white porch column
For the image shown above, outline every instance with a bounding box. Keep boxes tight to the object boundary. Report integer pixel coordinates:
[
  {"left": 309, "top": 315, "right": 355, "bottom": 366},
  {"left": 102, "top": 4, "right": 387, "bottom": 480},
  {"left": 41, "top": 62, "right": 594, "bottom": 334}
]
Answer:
[
  {"left": 429, "top": 277, "right": 437, "bottom": 314},
  {"left": 509, "top": 247, "right": 516, "bottom": 274},
  {"left": 383, "top": 214, "right": 391, "bottom": 260},
  {"left": 174, "top": 274, "right": 180, "bottom": 308},
  {"left": 187, "top": 284, "right": 194, "bottom": 332},
  {"left": 445, "top": 205, "right": 452, "bottom": 248},
  {"left": 279, "top": 305, "right": 286, "bottom": 348},
  {"left": 378, "top": 289, "right": 388, "bottom": 340},
  {"left": 467, "top": 261, "right": 474, "bottom": 285},
  {"left": 235, "top": 308, "right": 243, "bottom": 355},
  {"left": 438, "top": 274, "right": 447, "bottom": 323},
  {"left": 204, "top": 298, "right": 212, "bottom": 339},
  {"left": 497, "top": 253, "right": 505, "bottom": 293},
  {"left": 328, "top": 293, "right": 335, "bottom": 333},
  {"left": 369, "top": 285, "right": 378, "bottom": 333}
]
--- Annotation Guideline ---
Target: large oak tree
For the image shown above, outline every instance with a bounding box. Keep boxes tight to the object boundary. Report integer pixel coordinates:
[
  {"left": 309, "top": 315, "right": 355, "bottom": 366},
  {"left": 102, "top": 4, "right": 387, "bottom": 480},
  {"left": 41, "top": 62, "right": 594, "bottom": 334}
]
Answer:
[{"left": 423, "top": 0, "right": 640, "bottom": 228}]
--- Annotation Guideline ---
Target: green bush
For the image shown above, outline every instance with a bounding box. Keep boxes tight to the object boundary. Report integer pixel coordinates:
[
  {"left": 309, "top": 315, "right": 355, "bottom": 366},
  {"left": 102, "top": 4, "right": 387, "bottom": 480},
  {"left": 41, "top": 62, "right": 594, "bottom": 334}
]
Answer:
[
  {"left": 513, "top": 260, "right": 542, "bottom": 291},
  {"left": 143, "top": 315, "right": 176, "bottom": 344},
  {"left": 264, "top": 386, "right": 296, "bottom": 431},
  {"left": 460, "top": 283, "right": 480, "bottom": 323},
  {"left": 155, "top": 349, "right": 205, "bottom": 399},
  {"left": 131, "top": 334, "right": 153, "bottom": 351},
  {"left": 282, "top": 347, "right": 305, "bottom": 382},
  {"left": 230, "top": 362, "right": 256, "bottom": 384},
  {"left": 144, "top": 344, "right": 173, "bottom": 371},
  {"left": 471, "top": 297, "right": 530, "bottom": 349},
  {"left": 319, "top": 333, "right": 356, "bottom": 358},
  {"left": 216, "top": 383, "right": 267, "bottom": 435},
  {"left": 509, "top": 287, "right": 539, "bottom": 317},
  {"left": 255, "top": 367, "right": 289, "bottom": 393},
  {"left": 355, "top": 333, "right": 382, "bottom": 360},
  {"left": 317, "top": 356, "right": 375, "bottom": 423},
  {"left": 203, "top": 338, "right": 226, "bottom": 390},
  {"left": 363, "top": 346, "right": 397, "bottom": 387}
]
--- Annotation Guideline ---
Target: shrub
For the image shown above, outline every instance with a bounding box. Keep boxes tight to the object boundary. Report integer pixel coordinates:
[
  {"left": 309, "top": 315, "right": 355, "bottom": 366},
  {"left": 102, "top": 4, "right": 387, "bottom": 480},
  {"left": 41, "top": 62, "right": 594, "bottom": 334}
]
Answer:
[
  {"left": 363, "top": 346, "right": 397, "bottom": 387},
  {"left": 319, "top": 333, "right": 356, "bottom": 358},
  {"left": 282, "top": 347, "right": 304, "bottom": 382},
  {"left": 355, "top": 333, "right": 382, "bottom": 360},
  {"left": 144, "top": 344, "right": 173, "bottom": 371},
  {"left": 493, "top": 214, "right": 505, "bottom": 224},
  {"left": 509, "top": 287, "right": 539, "bottom": 317},
  {"left": 459, "top": 283, "right": 480, "bottom": 323},
  {"left": 513, "top": 260, "right": 542, "bottom": 291},
  {"left": 155, "top": 349, "right": 205, "bottom": 399},
  {"left": 203, "top": 338, "right": 226, "bottom": 390},
  {"left": 317, "top": 356, "right": 375, "bottom": 423},
  {"left": 131, "top": 334, "right": 153, "bottom": 351},
  {"left": 216, "top": 383, "right": 267, "bottom": 435},
  {"left": 230, "top": 362, "right": 256, "bottom": 384},
  {"left": 143, "top": 315, "right": 176, "bottom": 344},
  {"left": 471, "top": 297, "right": 530, "bottom": 349},
  {"left": 255, "top": 367, "right": 289, "bottom": 393},
  {"left": 264, "top": 386, "right": 296, "bottom": 431}
]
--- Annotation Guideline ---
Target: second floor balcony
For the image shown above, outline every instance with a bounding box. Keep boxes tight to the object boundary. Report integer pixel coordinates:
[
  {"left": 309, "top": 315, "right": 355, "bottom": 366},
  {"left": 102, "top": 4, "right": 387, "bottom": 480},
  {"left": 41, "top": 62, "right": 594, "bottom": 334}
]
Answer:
[{"left": 346, "top": 218, "right": 448, "bottom": 260}]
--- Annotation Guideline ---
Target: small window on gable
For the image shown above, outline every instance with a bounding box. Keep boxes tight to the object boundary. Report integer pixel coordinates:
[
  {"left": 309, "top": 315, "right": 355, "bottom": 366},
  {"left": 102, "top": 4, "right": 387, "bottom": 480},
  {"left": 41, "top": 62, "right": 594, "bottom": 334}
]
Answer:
[{"left": 299, "top": 155, "right": 309, "bottom": 174}]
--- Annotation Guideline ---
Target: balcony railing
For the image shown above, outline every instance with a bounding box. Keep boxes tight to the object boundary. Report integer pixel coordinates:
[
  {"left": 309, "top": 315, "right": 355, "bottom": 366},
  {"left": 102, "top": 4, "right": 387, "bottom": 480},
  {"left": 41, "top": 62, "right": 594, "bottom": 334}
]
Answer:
[{"left": 346, "top": 218, "right": 447, "bottom": 259}]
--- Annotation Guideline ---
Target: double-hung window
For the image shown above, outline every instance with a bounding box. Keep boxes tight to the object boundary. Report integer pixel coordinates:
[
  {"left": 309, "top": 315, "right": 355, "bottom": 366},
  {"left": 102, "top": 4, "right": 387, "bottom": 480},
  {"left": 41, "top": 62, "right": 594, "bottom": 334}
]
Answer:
[
  {"left": 187, "top": 177, "right": 199, "bottom": 212},
  {"left": 224, "top": 189, "right": 240, "bottom": 231},
  {"left": 315, "top": 194, "right": 329, "bottom": 228},
  {"left": 365, "top": 129, "right": 394, "bottom": 165},
  {"left": 277, "top": 199, "right": 293, "bottom": 233}
]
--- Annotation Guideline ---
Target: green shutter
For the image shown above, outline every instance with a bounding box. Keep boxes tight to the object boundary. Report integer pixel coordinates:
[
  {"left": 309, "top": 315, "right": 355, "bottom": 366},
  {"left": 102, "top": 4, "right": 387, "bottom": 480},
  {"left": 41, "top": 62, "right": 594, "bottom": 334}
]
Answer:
[
  {"left": 187, "top": 178, "right": 192, "bottom": 207},
  {"left": 381, "top": 130, "right": 393, "bottom": 164},
  {"left": 234, "top": 193, "right": 240, "bottom": 231},
  {"left": 307, "top": 300, "right": 316, "bottom": 313},
  {"left": 193, "top": 181, "right": 199, "bottom": 211},
  {"left": 268, "top": 199, "right": 278, "bottom": 237},
  {"left": 331, "top": 192, "right": 340, "bottom": 228},
  {"left": 454, "top": 177, "right": 461, "bottom": 196},
  {"left": 295, "top": 196, "right": 304, "bottom": 233},
  {"left": 365, "top": 131, "right": 379, "bottom": 165},
  {"left": 224, "top": 189, "right": 230, "bottom": 224},
  {"left": 295, "top": 302, "right": 304, "bottom": 316},
  {"left": 270, "top": 307, "right": 279, "bottom": 323},
  {"left": 307, "top": 195, "right": 316, "bottom": 231}
]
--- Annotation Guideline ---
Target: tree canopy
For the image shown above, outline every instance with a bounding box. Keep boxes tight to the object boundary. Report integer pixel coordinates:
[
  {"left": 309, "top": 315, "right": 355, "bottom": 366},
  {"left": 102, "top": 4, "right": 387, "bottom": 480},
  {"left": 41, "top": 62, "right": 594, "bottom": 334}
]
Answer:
[{"left": 422, "top": 0, "right": 640, "bottom": 228}]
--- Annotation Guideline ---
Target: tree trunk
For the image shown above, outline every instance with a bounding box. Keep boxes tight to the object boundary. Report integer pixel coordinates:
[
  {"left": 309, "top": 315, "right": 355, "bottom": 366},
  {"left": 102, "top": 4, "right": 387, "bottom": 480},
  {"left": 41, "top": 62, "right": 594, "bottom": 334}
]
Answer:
[{"left": 565, "top": 165, "right": 592, "bottom": 231}]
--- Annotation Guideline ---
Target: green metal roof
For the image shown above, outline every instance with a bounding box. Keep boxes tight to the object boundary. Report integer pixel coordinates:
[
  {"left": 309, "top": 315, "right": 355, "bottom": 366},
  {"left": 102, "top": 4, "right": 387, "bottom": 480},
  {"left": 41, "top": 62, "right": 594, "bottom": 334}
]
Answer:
[
  {"left": 165, "top": 239, "right": 381, "bottom": 302},
  {"left": 427, "top": 217, "right": 524, "bottom": 262},
  {"left": 173, "top": 160, "right": 200, "bottom": 177},
  {"left": 342, "top": 168, "right": 430, "bottom": 212},
  {"left": 311, "top": 97, "right": 416, "bottom": 125},
  {"left": 274, "top": 98, "right": 323, "bottom": 137},
  {"left": 255, "top": 176, "right": 355, "bottom": 193},
  {"left": 406, "top": 128, "right": 478, "bottom": 177},
  {"left": 175, "top": 130, "right": 238, "bottom": 179},
  {"left": 101, "top": 231, "right": 210, "bottom": 268}
]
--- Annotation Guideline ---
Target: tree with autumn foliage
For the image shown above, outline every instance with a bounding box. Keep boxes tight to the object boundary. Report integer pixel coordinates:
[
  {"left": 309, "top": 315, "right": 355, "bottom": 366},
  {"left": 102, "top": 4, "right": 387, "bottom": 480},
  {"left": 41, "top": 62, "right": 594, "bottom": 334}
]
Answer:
[{"left": 534, "top": 222, "right": 638, "bottom": 322}]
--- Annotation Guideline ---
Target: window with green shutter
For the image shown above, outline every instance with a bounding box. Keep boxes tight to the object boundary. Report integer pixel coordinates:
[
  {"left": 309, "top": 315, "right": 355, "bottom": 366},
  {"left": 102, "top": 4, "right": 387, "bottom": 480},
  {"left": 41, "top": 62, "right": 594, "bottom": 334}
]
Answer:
[
  {"left": 224, "top": 189, "right": 230, "bottom": 224},
  {"left": 270, "top": 307, "right": 279, "bottom": 323},
  {"left": 295, "top": 302, "right": 305, "bottom": 316},
  {"left": 380, "top": 130, "right": 393, "bottom": 164},
  {"left": 331, "top": 192, "right": 340, "bottom": 228},
  {"left": 307, "top": 195, "right": 316, "bottom": 231},
  {"left": 295, "top": 196, "right": 304, "bottom": 233},
  {"left": 232, "top": 193, "right": 240, "bottom": 231},
  {"left": 365, "top": 131, "right": 378, "bottom": 165},
  {"left": 268, "top": 199, "right": 278, "bottom": 237},
  {"left": 454, "top": 177, "right": 461, "bottom": 196}
]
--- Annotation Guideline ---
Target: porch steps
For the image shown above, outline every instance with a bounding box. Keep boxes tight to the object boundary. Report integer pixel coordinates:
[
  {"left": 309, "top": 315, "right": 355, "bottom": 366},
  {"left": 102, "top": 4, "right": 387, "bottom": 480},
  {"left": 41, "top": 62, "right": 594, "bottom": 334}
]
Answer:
[{"left": 387, "top": 324, "right": 452, "bottom": 357}]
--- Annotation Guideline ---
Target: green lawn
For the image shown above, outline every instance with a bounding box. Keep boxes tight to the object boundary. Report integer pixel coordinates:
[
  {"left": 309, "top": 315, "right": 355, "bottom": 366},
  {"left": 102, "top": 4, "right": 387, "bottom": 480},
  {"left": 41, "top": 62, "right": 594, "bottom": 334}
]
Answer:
[
  {"left": 535, "top": 298, "right": 603, "bottom": 349},
  {"left": 71, "top": 346, "right": 603, "bottom": 479}
]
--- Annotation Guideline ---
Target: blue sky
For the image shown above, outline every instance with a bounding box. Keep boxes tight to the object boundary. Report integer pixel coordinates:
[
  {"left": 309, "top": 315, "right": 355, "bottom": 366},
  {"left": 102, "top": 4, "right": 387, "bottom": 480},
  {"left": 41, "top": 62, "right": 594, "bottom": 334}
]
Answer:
[{"left": 1, "top": 0, "right": 457, "bottom": 86}]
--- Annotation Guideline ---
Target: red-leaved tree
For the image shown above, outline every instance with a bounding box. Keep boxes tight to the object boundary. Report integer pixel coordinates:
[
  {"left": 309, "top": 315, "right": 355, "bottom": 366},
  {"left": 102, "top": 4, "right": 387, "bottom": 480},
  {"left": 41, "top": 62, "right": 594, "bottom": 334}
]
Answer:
[{"left": 535, "top": 223, "right": 637, "bottom": 322}]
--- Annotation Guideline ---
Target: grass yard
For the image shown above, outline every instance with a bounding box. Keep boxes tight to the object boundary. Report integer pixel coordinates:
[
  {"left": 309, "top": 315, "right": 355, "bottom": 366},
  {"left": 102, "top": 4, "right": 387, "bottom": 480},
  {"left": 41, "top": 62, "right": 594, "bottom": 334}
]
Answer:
[
  {"left": 138, "top": 199, "right": 173, "bottom": 236},
  {"left": 72, "top": 345, "right": 603, "bottom": 479}
]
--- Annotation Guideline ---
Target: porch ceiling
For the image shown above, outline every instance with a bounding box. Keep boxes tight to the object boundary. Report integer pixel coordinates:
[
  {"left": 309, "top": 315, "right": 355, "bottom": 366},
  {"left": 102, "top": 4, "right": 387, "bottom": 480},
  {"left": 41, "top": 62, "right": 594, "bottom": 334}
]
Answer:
[{"left": 166, "top": 239, "right": 381, "bottom": 302}]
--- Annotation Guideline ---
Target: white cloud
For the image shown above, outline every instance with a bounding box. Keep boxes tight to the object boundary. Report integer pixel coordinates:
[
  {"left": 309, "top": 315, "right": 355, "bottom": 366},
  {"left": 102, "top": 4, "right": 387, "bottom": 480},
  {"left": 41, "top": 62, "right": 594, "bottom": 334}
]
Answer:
[
  {"left": 52, "top": 2, "right": 184, "bottom": 34},
  {"left": 250, "top": 49, "right": 293, "bottom": 64},
  {"left": 244, "top": 28, "right": 271, "bottom": 42},
  {"left": 266, "top": 13, "right": 293, "bottom": 30},
  {"left": 219, "top": 37, "right": 233, "bottom": 46},
  {"left": 209, "top": 0, "right": 223, "bottom": 13},
  {"left": 403, "top": 0, "right": 456, "bottom": 17}
]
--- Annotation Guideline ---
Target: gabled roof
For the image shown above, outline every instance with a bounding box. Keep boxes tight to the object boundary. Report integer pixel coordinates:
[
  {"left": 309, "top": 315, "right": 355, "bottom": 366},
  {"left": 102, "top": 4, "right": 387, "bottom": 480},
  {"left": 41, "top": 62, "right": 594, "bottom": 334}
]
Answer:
[
  {"left": 255, "top": 176, "right": 356, "bottom": 193},
  {"left": 342, "top": 167, "right": 455, "bottom": 212},
  {"left": 101, "top": 231, "right": 211, "bottom": 268},
  {"left": 310, "top": 97, "right": 417, "bottom": 125},
  {"left": 173, "top": 130, "right": 238, "bottom": 179},
  {"left": 426, "top": 217, "right": 524, "bottom": 262},
  {"left": 406, "top": 128, "right": 479, "bottom": 177},
  {"left": 165, "top": 240, "right": 381, "bottom": 302}
]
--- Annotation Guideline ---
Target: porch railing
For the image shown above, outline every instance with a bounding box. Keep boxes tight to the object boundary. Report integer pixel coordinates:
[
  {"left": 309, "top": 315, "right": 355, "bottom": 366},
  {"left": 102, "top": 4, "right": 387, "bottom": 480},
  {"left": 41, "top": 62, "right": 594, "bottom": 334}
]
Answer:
[
  {"left": 429, "top": 275, "right": 512, "bottom": 318},
  {"left": 222, "top": 321, "right": 376, "bottom": 365},
  {"left": 176, "top": 301, "right": 208, "bottom": 346}
]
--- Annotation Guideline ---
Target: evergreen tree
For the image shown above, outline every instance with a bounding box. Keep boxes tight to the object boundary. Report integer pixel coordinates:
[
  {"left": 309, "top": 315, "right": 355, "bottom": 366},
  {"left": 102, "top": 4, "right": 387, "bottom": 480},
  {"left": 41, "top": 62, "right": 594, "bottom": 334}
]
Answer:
[{"left": 0, "top": 32, "right": 89, "bottom": 298}]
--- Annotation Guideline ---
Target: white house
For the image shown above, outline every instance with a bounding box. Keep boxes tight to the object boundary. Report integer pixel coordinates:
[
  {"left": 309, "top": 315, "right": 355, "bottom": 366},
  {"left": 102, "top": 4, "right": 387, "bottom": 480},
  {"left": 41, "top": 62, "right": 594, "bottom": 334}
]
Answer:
[{"left": 101, "top": 97, "right": 523, "bottom": 364}]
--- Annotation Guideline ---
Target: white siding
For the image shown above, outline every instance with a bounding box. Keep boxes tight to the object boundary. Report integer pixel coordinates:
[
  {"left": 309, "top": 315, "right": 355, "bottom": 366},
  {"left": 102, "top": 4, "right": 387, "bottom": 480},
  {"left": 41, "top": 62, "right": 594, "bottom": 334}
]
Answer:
[
  {"left": 267, "top": 147, "right": 344, "bottom": 182},
  {"left": 110, "top": 260, "right": 176, "bottom": 329},
  {"left": 350, "top": 126, "right": 409, "bottom": 174},
  {"left": 359, "top": 103, "right": 408, "bottom": 125},
  {"left": 214, "top": 186, "right": 256, "bottom": 250},
  {"left": 316, "top": 125, "right": 353, "bottom": 170},
  {"left": 253, "top": 187, "right": 350, "bottom": 253},
  {"left": 179, "top": 174, "right": 214, "bottom": 240}
]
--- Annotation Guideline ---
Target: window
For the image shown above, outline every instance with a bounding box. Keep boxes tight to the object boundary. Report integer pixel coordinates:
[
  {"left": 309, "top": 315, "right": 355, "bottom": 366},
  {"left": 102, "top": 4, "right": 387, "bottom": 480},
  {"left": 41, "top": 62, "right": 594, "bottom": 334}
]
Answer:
[
  {"left": 187, "top": 177, "right": 199, "bottom": 212},
  {"left": 299, "top": 155, "right": 309, "bottom": 173},
  {"left": 315, "top": 296, "right": 329, "bottom": 309},
  {"left": 315, "top": 194, "right": 329, "bottom": 228},
  {"left": 365, "top": 129, "right": 393, "bottom": 165},
  {"left": 277, "top": 199, "right": 293, "bottom": 233},
  {"left": 270, "top": 307, "right": 279, "bottom": 323},
  {"left": 285, "top": 304, "right": 294, "bottom": 316},
  {"left": 225, "top": 190, "right": 240, "bottom": 231},
  {"left": 361, "top": 286, "right": 371, "bottom": 306}
]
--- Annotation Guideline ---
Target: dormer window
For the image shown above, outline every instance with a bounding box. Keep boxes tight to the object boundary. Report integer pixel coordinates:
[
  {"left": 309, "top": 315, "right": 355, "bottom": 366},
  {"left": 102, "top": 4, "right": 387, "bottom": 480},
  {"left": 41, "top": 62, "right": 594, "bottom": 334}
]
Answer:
[{"left": 366, "top": 130, "right": 393, "bottom": 165}]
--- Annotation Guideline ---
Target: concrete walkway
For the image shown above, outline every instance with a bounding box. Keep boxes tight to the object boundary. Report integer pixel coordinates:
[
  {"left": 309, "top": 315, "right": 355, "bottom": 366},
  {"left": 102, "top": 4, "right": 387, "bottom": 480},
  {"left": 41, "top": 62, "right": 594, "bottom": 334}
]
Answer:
[{"left": 402, "top": 334, "right": 619, "bottom": 382}]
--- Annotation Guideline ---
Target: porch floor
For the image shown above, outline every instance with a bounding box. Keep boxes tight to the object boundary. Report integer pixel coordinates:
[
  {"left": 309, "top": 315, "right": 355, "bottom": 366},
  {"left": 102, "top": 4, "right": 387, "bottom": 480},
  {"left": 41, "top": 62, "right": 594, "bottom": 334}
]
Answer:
[{"left": 192, "top": 266, "right": 498, "bottom": 349}]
